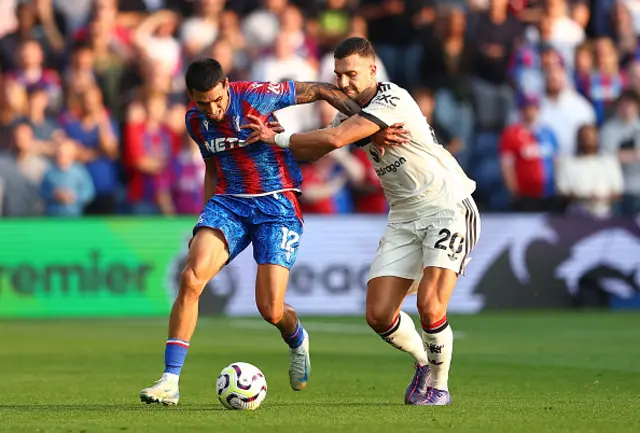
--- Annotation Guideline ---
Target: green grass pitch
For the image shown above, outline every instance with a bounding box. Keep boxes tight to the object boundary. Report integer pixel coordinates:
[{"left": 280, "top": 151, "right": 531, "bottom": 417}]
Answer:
[{"left": 1, "top": 312, "right": 639, "bottom": 433}]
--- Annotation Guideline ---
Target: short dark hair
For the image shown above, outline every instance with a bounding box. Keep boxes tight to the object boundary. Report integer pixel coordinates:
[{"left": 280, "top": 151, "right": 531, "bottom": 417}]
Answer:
[
  {"left": 185, "top": 58, "right": 226, "bottom": 92},
  {"left": 334, "top": 37, "right": 376, "bottom": 60}
]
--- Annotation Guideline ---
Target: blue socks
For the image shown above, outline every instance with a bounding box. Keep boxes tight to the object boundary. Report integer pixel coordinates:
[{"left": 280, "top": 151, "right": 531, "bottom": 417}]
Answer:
[
  {"left": 164, "top": 339, "right": 190, "bottom": 375},
  {"left": 282, "top": 320, "right": 305, "bottom": 349}
]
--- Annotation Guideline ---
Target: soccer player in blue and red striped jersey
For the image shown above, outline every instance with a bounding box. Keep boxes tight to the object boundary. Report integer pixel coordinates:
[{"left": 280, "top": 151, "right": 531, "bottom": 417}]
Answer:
[{"left": 140, "top": 58, "right": 362, "bottom": 406}]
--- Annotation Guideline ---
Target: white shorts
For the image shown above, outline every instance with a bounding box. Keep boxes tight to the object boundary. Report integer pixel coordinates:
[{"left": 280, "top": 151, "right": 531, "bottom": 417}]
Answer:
[{"left": 368, "top": 197, "right": 481, "bottom": 294}]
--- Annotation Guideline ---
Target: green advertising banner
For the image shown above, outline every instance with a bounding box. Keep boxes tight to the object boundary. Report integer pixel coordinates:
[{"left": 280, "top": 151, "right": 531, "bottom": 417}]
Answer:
[{"left": 0, "top": 218, "right": 197, "bottom": 317}]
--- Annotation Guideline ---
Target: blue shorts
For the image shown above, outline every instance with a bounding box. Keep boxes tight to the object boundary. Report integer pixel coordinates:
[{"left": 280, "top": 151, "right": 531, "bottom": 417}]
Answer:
[{"left": 193, "top": 191, "right": 304, "bottom": 269}]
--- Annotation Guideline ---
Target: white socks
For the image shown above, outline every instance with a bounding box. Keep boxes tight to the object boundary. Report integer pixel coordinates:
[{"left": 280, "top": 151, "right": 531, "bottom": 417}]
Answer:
[
  {"left": 422, "top": 317, "right": 453, "bottom": 391},
  {"left": 378, "top": 310, "right": 429, "bottom": 367}
]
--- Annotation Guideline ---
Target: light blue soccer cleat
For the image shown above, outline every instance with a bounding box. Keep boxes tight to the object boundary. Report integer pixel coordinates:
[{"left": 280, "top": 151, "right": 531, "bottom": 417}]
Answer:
[
  {"left": 288, "top": 329, "right": 310, "bottom": 391},
  {"left": 140, "top": 373, "right": 180, "bottom": 406}
]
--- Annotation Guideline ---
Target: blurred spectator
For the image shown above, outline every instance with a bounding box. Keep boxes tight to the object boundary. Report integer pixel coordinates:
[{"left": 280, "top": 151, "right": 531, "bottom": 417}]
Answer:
[
  {"left": 217, "top": 9, "right": 247, "bottom": 55},
  {"left": 0, "top": 76, "right": 28, "bottom": 147},
  {"left": 53, "top": 0, "right": 93, "bottom": 34},
  {"left": 538, "top": 60, "right": 595, "bottom": 155},
  {"left": 180, "top": 0, "right": 225, "bottom": 59},
  {"left": 627, "top": 59, "right": 640, "bottom": 95},
  {"left": 0, "top": 1, "right": 66, "bottom": 73},
  {"left": 308, "top": 0, "right": 358, "bottom": 53},
  {"left": 88, "top": 19, "right": 128, "bottom": 119},
  {"left": 40, "top": 137, "right": 95, "bottom": 217},
  {"left": 23, "top": 84, "right": 58, "bottom": 154},
  {"left": 408, "top": 0, "right": 439, "bottom": 89},
  {"left": 569, "top": 0, "right": 590, "bottom": 29},
  {"left": 133, "top": 10, "right": 182, "bottom": 79},
  {"left": 60, "top": 85, "right": 119, "bottom": 214},
  {"left": 619, "top": 0, "right": 640, "bottom": 36},
  {"left": 510, "top": 18, "right": 562, "bottom": 97},
  {"left": 0, "top": 155, "right": 43, "bottom": 217},
  {"left": 611, "top": 2, "right": 637, "bottom": 66},
  {"left": 468, "top": 0, "right": 524, "bottom": 131},
  {"left": 123, "top": 92, "right": 178, "bottom": 215},
  {"left": 242, "top": 0, "right": 288, "bottom": 58},
  {"left": 421, "top": 5, "right": 470, "bottom": 98},
  {"left": 73, "top": 0, "right": 135, "bottom": 62},
  {"left": 299, "top": 101, "right": 364, "bottom": 214},
  {"left": 123, "top": 53, "right": 184, "bottom": 114},
  {"left": 5, "top": 38, "right": 63, "bottom": 113},
  {"left": 7, "top": 121, "right": 49, "bottom": 186},
  {"left": 0, "top": 0, "right": 18, "bottom": 39},
  {"left": 580, "top": 38, "right": 627, "bottom": 125},
  {"left": 281, "top": 5, "right": 320, "bottom": 64},
  {"left": 251, "top": 33, "right": 319, "bottom": 133},
  {"left": 573, "top": 41, "right": 593, "bottom": 97},
  {"left": 556, "top": 124, "right": 623, "bottom": 219},
  {"left": 499, "top": 94, "right": 561, "bottom": 212},
  {"left": 359, "top": 0, "right": 420, "bottom": 88},
  {"left": 509, "top": 0, "right": 589, "bottom": 27},
  {"left": 419, "top": 6, "right": 474, "bottom": 159},
  {"left": 542, "top": 0, "right": 585, "bottom": 72},
  {"left": 299, "top": 156, "right": 351, "bottom": 214},
  {"left": 64, "top": 41, "right": 97, "bottom": 97},
  {"left": 600, "top": 90, "right": 640, "bottom": 215},
  {"left": 157, "top": 131, "right": 206, "bottom": 215},
  {"left": 414, "top": 88, "right": 462, "bottom": 156},
  {"left": 208, "top": 38, "right": 244, "bottom": 82}
]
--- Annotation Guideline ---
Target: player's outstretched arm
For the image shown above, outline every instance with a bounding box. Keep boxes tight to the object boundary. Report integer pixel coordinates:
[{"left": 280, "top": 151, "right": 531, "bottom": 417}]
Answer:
[
  {"left": 294, "top": 82, "right": 362, "bottom": 117},
  {"left": 243, "top": 114, "right": 381, "bottom": 161},
  {"left": 286, "top": 115, "right": 382, "bottom": 160}
]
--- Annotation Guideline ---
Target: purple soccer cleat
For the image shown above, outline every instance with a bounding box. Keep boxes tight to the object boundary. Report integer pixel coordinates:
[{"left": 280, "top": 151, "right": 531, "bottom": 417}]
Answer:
[
  {"left": 418, "top": 388, "right": 452, "bottom": 406},
  {"left": 404, "top": 363, "right": 431, "bottom": 405}
]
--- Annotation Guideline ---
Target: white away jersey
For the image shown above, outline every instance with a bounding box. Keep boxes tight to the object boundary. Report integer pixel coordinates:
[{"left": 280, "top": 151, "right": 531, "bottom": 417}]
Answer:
[{"left": 331, "top": 82, "right": 476, "bottom": 222}]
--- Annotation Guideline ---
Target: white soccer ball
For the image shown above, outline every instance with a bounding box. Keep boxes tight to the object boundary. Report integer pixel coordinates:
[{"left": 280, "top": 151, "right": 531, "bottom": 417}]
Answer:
[{"left": 216, "top": 362, "right": 267, "bottom": 410}]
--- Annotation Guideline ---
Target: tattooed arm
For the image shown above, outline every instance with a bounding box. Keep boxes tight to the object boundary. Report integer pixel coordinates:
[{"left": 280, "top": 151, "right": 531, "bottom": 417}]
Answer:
[{"left": 294, "top": 82, "right": 362, "bottom": 117}]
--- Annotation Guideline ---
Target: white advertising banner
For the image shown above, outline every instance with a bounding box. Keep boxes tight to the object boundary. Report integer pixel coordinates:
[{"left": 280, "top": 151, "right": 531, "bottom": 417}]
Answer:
[
  {"left": 188, "top": 215, "right": 510, "bottom": 315},
  {"left": 167, "top": 214, "right": 640, "bottom": 315}
]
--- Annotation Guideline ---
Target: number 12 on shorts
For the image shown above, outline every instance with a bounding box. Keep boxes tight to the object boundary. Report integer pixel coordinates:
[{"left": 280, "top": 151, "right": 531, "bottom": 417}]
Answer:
[{"left": 280, "top": 227, "right": 300, "bottom": 261}]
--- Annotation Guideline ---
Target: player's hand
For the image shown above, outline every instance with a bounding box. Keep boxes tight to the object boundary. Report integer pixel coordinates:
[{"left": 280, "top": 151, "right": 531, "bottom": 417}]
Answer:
[
  {"left": 241, "top": 114, "right": 277, "bottom": 145},
  {"left": 266, "top": 120, "right": 285, "bottom": 133},
  {"left": 266, "top": 113, "right": 285, "bottom": 133},
  {"left": 371, "top": 123, "right": 410, "bottom": 147}
]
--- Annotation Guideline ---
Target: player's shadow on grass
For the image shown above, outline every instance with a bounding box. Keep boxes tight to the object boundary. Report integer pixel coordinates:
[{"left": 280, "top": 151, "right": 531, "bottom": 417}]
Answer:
[
  {"left": 0, "top": 404, "right": 226, "bottom": 411},
  {"left": 265, "top": 402, "right": 402, "bottom": 408}
]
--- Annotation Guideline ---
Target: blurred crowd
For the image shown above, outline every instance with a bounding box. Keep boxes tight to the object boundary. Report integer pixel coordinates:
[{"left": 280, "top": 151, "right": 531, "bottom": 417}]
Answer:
[{"left": 0, "top": 0, "right": 639, "bottom": 219}]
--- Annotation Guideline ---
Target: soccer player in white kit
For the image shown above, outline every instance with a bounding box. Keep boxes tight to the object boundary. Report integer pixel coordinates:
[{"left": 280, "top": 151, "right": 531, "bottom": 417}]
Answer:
[{"left": 242, "top": 37, "right": 481, "bottom": 406}]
